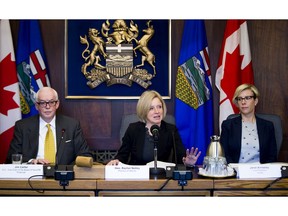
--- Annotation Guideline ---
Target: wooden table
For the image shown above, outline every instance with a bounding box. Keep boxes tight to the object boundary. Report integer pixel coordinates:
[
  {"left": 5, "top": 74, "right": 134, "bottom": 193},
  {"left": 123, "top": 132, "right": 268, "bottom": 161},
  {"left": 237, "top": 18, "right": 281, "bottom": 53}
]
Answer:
[
  {"left": 213, "top": 177, "right": 288, "bottom": 196},
  {"left": 1, "top": 166, "right": 288, "bottom": 196},
  {"left": 0, "top": 178, "right": 97, "bottom": 196},
  {"left": 96, "top": 177, "right": 213, "bottom": 196}
]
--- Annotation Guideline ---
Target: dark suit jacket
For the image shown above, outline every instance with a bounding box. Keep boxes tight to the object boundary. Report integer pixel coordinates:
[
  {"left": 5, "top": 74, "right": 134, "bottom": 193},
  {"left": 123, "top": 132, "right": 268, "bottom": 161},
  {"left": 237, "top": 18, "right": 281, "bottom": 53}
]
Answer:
[
  {"left": 220, "top": 116, "right": 277, "bottom": 164},
  {"left": 6, "top": 114, "right": 91, "bottom": 165},
  {"left": 115, "top": 121, "right": 186, "bottom": 165}
]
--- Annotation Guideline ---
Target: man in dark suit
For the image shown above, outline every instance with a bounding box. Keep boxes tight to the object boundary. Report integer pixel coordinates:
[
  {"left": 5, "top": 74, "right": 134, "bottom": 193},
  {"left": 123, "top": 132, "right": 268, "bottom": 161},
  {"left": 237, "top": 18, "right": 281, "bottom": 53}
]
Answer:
[{"left": 6, "top": 87, "right": 91, "bottom": 165}]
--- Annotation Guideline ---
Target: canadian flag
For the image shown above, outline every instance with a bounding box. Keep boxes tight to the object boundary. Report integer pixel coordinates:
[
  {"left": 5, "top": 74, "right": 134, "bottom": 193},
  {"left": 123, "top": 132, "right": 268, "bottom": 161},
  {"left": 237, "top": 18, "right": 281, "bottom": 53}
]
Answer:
[
  {"left": 0, "top": 20, "right": 21, "bottom": 163},
  {"left": 215, "top": 20, "right": 254, "bottom": 130}
]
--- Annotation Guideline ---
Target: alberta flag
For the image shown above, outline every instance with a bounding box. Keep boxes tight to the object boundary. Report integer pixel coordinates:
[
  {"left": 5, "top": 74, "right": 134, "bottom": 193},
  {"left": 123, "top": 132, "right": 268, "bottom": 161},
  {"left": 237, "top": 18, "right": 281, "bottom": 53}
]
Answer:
[
  {"left": 175, "top": 20, "right": 214, "bottom": 165},
  {"left": 215, "top": 20, "right": 254, "bottom": 130},
  {"left": 0, "top": 20, "right": 21, "bottom": 163},
  {"left": 16, "top": 20, "right": 51, "bottom": 118}
]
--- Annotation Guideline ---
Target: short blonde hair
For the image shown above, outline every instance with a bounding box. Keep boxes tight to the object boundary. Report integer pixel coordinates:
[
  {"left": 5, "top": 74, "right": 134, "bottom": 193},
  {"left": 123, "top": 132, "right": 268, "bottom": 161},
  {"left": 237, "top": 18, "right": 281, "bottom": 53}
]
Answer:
[
  {"left": 232, "top": 83, "right": 260, "bottom": 105},
  {"left": 136, "top": 90, "right": 167, "bottom": 122}
]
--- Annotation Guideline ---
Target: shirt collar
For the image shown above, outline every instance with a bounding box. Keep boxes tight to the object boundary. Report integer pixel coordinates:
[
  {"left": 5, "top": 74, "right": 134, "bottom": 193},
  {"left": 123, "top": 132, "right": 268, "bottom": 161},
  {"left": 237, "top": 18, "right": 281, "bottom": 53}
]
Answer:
[{"left": 39, "top": 116, "right": 56, "bottom": 129}]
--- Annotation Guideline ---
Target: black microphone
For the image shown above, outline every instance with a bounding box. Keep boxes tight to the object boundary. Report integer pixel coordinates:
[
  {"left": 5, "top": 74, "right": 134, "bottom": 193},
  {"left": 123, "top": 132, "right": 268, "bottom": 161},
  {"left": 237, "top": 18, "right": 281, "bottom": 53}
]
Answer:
[
  {"left": 172, "top": 130, "right": 178, "bottom": 165},
  {"left": 61, "top": 129, "right": 65, "bottom": 139},
  {"left": 149, "top": 125, "right": 165, "bottom": 177},
  {"left": 150, "top": 125, "right": 160, "bottom": 141},
  {"left": 55, "top": 128, "right": 65, "bottom": 170},
  {"left": 44, "top": 128, "right": 66, "bottom": 178}
]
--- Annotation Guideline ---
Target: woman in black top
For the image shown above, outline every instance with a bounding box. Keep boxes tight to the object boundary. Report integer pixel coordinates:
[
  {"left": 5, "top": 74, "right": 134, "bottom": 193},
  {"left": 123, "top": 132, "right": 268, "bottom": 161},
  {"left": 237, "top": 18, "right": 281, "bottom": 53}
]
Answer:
[{"left": 107, "top": 90, "right": 200, "bottom": 166}]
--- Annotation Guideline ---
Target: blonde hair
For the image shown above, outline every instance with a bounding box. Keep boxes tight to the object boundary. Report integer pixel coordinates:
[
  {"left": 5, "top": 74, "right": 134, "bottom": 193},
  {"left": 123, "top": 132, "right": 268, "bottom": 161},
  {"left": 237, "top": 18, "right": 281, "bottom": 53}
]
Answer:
[
  {"left": 232, "top": 83, "right": 260, "bottom": 105},
  {"left": 136, "top": 90, "right": 167, "bottom": 122}
]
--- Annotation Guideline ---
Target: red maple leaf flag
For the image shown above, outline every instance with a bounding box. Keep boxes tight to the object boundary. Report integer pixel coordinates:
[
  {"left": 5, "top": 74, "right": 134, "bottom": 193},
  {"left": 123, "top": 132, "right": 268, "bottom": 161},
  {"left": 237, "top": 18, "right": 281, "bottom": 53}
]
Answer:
[
  {"left": 215, "top": 20, "right": 254, "bottom": 130},
  {"left": 0, "top": 20, "right": 21, "bottom": 163}
]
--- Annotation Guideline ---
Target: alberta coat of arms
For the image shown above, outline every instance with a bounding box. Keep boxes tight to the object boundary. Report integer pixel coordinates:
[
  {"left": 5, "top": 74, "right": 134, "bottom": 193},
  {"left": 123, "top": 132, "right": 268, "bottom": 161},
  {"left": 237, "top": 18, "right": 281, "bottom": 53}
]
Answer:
[{"left": 80, "top": 19, "right": 157, "bottom": 89}]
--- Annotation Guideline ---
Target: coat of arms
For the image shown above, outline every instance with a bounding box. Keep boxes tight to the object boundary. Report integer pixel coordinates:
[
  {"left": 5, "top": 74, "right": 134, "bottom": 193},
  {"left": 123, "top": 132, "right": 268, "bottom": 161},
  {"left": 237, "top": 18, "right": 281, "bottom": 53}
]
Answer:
[{"left": 80, "top": 19, "right": 156, "bottom": 89}]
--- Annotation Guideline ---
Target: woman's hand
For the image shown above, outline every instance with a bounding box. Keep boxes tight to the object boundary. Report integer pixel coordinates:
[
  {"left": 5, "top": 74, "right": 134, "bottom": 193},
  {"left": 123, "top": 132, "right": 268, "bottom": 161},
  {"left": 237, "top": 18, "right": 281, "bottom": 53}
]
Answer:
[
  {"left": 182, "top": 147, "right": 201, "bottom": 167},
  {"left": 107, "top": 159, "right": 120, "bottom": 165}
]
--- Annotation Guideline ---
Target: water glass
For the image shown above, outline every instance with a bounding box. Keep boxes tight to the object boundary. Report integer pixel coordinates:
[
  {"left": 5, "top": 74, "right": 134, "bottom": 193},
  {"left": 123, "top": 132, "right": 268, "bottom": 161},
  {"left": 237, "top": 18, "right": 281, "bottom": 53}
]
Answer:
[{"left": 12, "top": 154, "right": 22, "bottom": 164}]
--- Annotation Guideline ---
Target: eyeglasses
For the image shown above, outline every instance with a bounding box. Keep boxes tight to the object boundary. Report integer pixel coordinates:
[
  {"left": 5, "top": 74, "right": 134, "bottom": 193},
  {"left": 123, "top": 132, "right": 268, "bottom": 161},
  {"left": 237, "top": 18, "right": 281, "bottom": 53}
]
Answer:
[
  {"left": 236, "top": 96, "right": 255, "bottom": 102},
  {"left": 37, "top": 100, "right": 58, "bottom": 108}
]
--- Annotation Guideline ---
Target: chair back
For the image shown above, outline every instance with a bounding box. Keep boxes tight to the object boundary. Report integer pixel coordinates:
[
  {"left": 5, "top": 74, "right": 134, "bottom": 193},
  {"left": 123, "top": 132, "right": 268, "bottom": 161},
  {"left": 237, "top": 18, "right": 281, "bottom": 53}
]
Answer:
[
  {"left": 227, "top": 113, "right": 283, "bottom": 157},
  {"left": 119, "top": 114, "right": 175, "bottom": 144}
]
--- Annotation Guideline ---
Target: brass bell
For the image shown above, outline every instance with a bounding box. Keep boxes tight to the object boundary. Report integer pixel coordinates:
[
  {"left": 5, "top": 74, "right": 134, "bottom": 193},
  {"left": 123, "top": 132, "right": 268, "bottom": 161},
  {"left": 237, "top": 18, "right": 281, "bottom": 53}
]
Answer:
[{"left": 206, "top": 135, "right": 225, "bottom": 158}]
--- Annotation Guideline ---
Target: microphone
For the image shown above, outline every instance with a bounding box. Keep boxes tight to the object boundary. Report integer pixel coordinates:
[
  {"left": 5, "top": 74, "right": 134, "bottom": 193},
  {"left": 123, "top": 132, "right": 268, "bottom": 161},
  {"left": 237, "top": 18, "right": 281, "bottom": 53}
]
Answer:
[
  {"left": 61, "top": 129, "right": 65, "bottom": 139},
  {"left": 54, "top": 128, "right": 74, "bottom": 188},
  {"left": 149, "top": 124, "right": 165, "bottom": 178},
  {"left": 150, "top": 125, "right": 160, "bottom": 141},
  {"left": 44, "top": 128, "right": 67, "bottom": 178},
  {"left": 55, "top": 128, "right": 66, "bottom": 169},
  {"left": 172, "top": 130, "right": 178, "bottom": 165},
  {"left": 165, "top": 129, "right": 179, "bottom": 178},
  {"left": 170, "top": 129, "right": 193, "bottom": 182}
]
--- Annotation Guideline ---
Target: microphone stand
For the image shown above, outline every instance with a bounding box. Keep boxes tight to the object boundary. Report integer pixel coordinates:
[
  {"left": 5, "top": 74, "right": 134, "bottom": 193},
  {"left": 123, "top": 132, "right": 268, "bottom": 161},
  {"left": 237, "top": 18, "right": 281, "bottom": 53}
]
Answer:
[
  {"left": 149, "top": 139, "right": 166, "bottom": 178},
  {"left": 154, "top": 143, "right": 158, "bottom": 170}
]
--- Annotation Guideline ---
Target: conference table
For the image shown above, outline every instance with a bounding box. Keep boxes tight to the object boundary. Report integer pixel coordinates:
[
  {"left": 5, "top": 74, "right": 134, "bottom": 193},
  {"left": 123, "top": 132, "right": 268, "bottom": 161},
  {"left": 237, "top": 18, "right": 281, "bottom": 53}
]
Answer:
[
  {"left": 96, "top": 176, "right": 213, "bottom": 196},
  {"left": 214, "top": 177, "right": 288, "bottom": 196},
  {"left": 0, "top": 165, "right": 288, "bottom": 196},
  {"left": 0, "top": 179, "right": 97, "bottom": 196}
]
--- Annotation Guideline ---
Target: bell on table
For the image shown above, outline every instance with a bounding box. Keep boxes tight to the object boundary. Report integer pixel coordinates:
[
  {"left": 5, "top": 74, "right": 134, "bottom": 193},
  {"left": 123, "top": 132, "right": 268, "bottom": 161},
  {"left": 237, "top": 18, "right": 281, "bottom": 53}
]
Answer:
[{"left": 206, "top": 135, "right": 225, "bottom": 157}]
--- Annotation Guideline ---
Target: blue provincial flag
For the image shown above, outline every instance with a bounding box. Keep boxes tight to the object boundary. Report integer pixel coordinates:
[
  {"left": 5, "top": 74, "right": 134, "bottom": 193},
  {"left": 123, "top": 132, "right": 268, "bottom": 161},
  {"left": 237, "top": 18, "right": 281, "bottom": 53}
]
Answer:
[
  {"left": 175, "top": 20, "right": 214, "bottom": 165},
  {"left": 16, "top": 20, "right": 51, "bottom": 118}
]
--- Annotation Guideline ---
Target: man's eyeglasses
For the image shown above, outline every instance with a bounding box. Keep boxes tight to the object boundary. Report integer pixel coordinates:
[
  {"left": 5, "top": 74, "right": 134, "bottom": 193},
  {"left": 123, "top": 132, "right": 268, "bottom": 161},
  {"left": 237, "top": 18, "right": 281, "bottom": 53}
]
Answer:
[
  {"left": 236, "top": 96, "right": 255, "bottom": 102},
  {"left": 37, "top": 100, "right": 58, "bottom": 108}
]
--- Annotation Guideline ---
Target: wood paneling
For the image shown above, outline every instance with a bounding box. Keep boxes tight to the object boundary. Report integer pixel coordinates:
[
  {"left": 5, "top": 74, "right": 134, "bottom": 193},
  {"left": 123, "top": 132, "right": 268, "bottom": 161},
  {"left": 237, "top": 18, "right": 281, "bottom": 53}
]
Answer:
[{"left": 9, "top": 20, "right": 288, "bottom": 161}]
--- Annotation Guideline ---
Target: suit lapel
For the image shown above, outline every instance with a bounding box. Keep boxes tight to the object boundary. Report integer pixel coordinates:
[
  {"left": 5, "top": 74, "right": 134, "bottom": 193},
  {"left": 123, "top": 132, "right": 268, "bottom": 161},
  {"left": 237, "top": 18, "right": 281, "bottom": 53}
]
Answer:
[
  {"left": 55, "top": 115, "right": 65, "bottom": 163},
  {"left": 233, "top": 116, "right": 242, "bottom": 151},
  {"left": 28, "top": 115, "right": 40, "bottom": 152},
  {"left": 256, "top": 117, "right": 265, "bottom": 151}
]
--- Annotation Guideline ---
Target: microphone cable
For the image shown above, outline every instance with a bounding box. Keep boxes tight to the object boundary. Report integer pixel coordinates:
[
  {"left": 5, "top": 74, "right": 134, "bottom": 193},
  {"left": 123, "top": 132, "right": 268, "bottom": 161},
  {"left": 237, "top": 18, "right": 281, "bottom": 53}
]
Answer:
[
  {"left": 28, "top": 174, "right": 46, "bottom": 193},
  {"left": 154, "top": 177, "right": 173, "bottom": 191},
  {"left": 172, "top": 130, "right": 178, "bottom": 165},
  {"left": 263, "top": 176, "right": 283, "bottom": 191},
  {"left": 263, "top": 166, "right": 288, "bottom": 190}
]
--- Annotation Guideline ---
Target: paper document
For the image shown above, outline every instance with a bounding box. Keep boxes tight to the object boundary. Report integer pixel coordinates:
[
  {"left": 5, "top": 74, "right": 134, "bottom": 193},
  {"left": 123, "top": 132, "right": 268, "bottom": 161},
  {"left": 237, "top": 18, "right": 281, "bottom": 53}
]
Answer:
[{"left": 146, "top": 160, "right": 175, "bottom": 169}]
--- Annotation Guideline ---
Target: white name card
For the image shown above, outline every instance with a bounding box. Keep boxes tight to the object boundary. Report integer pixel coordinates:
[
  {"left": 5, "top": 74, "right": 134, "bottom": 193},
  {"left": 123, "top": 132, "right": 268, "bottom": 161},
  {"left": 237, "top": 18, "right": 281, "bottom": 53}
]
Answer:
[
  {"left": 0, "top": 164, "right": 43, "bottom": 179},
  {"left": 105, "top": 163, "right": 149, "bottom": 180},
  {"left": 238, "top": 164, "right": 281, "bottom": 179}
]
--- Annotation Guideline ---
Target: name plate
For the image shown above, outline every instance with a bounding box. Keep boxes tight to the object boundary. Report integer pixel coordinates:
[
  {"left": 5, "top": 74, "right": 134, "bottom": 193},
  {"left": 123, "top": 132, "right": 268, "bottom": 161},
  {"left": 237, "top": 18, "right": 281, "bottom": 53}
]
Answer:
[
  {"left": 0, "top": 164, "right": 44, "bottom": 179},
  {"left": 105, "top": 163, "right": 149, "bottom": 180},
  {"left": 238, "top": 164, "right": 281, "bottom": 179}
]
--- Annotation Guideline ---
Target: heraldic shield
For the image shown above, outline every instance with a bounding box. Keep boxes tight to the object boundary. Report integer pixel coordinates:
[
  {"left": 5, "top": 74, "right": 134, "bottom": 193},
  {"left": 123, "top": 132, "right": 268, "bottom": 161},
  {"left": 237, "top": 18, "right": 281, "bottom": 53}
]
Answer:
[
  {"left": 80, "top": 19, "right": 158, "bottom": 89},
  {"left": 66, "top": 19, "right": 170, "bottom": 99}
]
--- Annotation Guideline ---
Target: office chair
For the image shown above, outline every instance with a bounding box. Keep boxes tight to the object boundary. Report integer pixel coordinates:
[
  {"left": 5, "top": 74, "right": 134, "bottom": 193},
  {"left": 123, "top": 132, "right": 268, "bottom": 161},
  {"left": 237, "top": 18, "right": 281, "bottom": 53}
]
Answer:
[
  {"left": 119, "top": 113, "right": 175, "bottom": 144},
  {"left": 227, "top": 113, "right": 283, "bottom": 157}
]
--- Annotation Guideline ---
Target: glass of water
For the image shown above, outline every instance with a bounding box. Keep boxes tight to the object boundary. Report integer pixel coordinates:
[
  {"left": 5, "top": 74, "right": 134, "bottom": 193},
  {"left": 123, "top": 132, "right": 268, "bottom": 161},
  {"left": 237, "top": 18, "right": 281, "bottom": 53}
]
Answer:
[{"left": 12, "top": 154, "right": 22, "bottom": 164}]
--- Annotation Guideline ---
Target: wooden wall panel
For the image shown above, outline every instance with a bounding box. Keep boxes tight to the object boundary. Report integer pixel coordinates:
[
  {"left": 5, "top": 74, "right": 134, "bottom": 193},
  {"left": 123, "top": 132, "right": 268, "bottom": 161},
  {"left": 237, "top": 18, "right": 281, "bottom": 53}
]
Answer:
[{"left": 9, "top": 20, "right": 288, "bottom": 162}]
